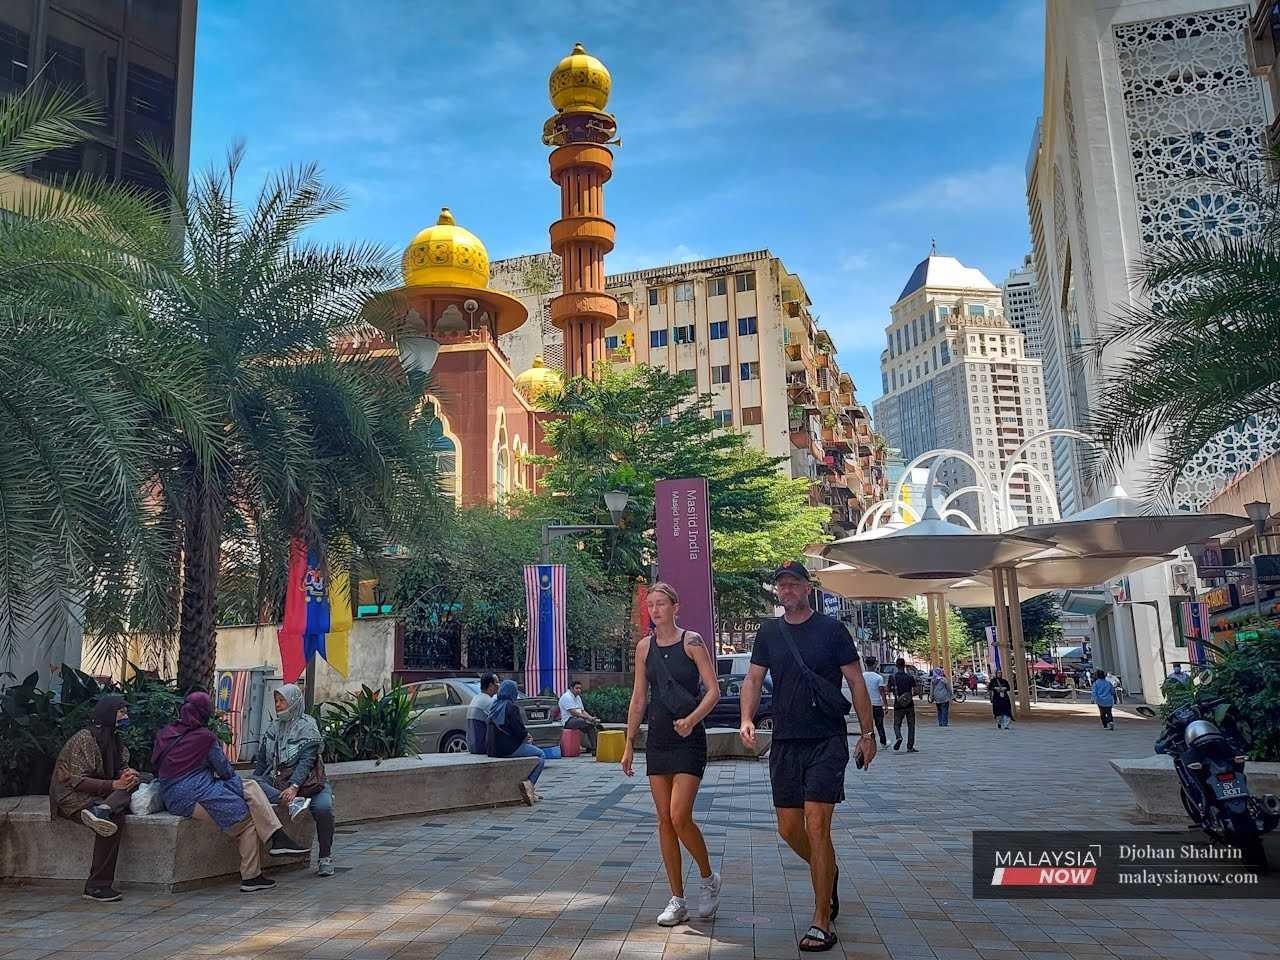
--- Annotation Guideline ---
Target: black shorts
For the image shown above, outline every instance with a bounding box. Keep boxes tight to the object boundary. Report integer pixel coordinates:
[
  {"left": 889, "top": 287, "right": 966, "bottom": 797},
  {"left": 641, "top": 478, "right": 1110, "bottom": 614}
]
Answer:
[{"left": 769, "top": 735, "right": 848, "bottom": 808}]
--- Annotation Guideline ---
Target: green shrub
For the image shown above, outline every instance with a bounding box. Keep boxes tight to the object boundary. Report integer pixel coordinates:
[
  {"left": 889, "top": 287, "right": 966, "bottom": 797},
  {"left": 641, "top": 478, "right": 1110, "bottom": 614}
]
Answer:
[
  {"left": 311, "top": 684, "right": 422, "bottom": 763},
  {"left": 582, "top": 684, "right": 632, "bottom": 723},
  {"left": 0, "top": 666, "right": 229, "bottom": 797},
  {"left": 1161, "top": 632, "right": 1280, "bottom": 762}
]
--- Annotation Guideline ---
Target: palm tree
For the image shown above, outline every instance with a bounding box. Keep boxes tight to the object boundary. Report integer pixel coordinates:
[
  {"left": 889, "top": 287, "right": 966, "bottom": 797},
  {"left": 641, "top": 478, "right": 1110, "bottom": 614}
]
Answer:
[
  {"left": 147, "top": 146, "right": 443, "bottom": 691},
  {"left": 0, "top": 86, "right": 209, "bottom": 668},
  {"left": 1089, "top": 156, "right": 1280, "bottom": 498}
]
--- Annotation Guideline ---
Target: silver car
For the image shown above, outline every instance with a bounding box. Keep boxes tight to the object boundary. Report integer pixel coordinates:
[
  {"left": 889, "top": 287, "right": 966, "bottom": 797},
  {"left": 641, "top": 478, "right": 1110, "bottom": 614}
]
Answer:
[{"left": 407, "top": 677, "right": 563, "bottom": 754}]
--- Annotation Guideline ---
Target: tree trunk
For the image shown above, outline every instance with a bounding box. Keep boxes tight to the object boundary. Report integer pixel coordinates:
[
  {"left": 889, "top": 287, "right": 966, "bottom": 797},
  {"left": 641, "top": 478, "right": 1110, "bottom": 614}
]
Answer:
[{"left": 176, "top": 467, "right": 226, "bottom": 693}]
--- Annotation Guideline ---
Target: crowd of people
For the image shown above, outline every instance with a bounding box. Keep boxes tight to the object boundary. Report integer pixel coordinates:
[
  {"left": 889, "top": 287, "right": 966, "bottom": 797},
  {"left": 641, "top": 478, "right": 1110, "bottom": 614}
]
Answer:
[{"left": 51, "top": 683, "right": 331, "bottom": 903}]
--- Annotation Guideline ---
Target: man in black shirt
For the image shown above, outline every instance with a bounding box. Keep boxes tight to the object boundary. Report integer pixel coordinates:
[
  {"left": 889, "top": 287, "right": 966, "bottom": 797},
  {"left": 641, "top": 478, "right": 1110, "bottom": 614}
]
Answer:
[
  {"left": 889, "top": 657, "right": 918, "bottom": 752},
  {"left": 740, "top": 561, "right": 876, "bottom": 953}
]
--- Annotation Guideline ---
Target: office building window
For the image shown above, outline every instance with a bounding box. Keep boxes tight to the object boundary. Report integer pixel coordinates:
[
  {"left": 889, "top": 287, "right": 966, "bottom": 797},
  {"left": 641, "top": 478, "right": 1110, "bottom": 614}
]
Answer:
[
  {"left": 968, "top": 304, "right": 985, "bottom": 317},
  {"left": 891, "top": 370, "right": 897, "bottom": 389},
  {"left": 648, "top": 288, "right": 660, "bottom": 306},
  {"left": 735, "top": 272, "right": 755, "bottom": 292},
  {"left": 882, "top": 372, "right": 889, "bottom": 393},
  {"left": 708, "top": 277, "right": 726, "bottom": 296},
  {"left": 675, "top": 282, "right": 694, "bottom": 302},
  {"left": 711, "top": 364, "right": 731, "bottom": 384},
  {"left": 709, "top": 320, "right": 729, "bottom": 340},
  {"left": 896, "top": 328, "right": 903, "bottom": 354},
  {"left": 650, "top": 329, "right": 668, "bottom": 348},
  {"left": 941, "top": 343, "right": 950, "bottom": 364},
  {"left": 673, "top": 324, "right": 695, "bottom": 344},
  {"left": 742, "top": 406, "right": 763, "bottom": 425},
  {"left": 737, "top": 316, "right": 758, "bottom": 336},
  {"left": 712, "top": 409, "right": 733, "bottom": 427},
  {"left": 1, "top": 22, "right": 31, "bottom": 89},
  {"left": 938, "top": 305, "right": 950, "bottom": 318},
  {"left": 605, "top": 335, "right": 619, "bottom": 349},
  {"left": 887, "top": 334, "right": 895, "bottom": 358},
  {"left": 740, "top": 361, "right": 760, "bottom": 381}
]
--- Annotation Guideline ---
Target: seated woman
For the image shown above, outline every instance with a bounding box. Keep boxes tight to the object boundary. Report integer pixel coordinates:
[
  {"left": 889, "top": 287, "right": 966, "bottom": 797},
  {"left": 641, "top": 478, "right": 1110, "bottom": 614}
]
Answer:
[
  {"left": 49, "top": 696, "right": 148, "bottom": 903},
  {"left": 486, "top": 679, "right": 546, "bottom": 804},
  {"left": 153, "top": 691, "right": 307, "bottom": 892},
  {"left": 252, "top": 683, "right": 336, "bottom": 878}
]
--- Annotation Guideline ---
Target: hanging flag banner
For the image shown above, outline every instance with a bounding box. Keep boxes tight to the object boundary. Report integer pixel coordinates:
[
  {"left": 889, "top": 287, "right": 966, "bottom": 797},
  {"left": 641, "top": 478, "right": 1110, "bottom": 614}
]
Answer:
[
  {"left": 986, "top": 625, "right": 1000, "bottom": 672},
  {"left": 524, "top": 564, "right": 567, "bottom": 697},
  {"left": 278, "top": 538, "right": 352, "bottom": 683},
  {"left": 1179, "top": 600, "right": 1212, "bottom": 665},
  {"left": 655, "top": 478, "right": 715, "bottom": 647},
  {"left": 215, "top": 669, "right": 251, "bottom": 762}
]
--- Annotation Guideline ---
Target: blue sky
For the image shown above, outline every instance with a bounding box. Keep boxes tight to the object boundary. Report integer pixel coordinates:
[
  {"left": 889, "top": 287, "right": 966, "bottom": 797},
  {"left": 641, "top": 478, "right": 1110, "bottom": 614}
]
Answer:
[{"left": 192, "top": 0, "right": 1045, "bottom": 405}]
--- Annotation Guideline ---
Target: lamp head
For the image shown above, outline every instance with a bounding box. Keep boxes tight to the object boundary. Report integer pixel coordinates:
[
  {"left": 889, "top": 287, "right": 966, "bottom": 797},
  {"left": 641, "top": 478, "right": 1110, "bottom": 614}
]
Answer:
[
  {"left": 398, "top": 334, "right": 441, "bottom": 374},
  {"left": 1244, "top": 500, "right": 1270, "bottom": 537},
  {"left": 604, "top": 489, "right": 629, "bottom": 524},
  {"left": 1186, "top": 540, "right": 1209, "bottom": 565}
]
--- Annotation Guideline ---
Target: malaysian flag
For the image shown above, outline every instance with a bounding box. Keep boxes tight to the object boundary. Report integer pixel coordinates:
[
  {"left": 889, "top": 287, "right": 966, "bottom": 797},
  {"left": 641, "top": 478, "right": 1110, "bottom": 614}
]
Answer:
[
  {"left": 524, "top": 564, "right": 567, "bottom": 697},
  {"left": 214, "top": 669, "right": 251, "bottom": 761},
  {"left": 1179, "top": 601, "right": 1212, "bottom": 665}
]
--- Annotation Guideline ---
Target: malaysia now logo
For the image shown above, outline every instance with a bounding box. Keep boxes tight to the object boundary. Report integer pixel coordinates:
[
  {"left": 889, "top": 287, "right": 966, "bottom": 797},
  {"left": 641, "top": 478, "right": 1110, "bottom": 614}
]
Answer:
[{"left": 990, "top": 845, "right": 1103, "bottom": 888}]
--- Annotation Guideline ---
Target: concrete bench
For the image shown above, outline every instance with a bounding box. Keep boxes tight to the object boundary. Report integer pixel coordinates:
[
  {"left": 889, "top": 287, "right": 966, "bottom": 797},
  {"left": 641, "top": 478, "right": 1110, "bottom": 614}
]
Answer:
[
  {"left": 1, "top": 754, "right": 538, "bottom": 891},
  {"left": 1109, "top": 755, "right": 1280, "bottom": 819}
]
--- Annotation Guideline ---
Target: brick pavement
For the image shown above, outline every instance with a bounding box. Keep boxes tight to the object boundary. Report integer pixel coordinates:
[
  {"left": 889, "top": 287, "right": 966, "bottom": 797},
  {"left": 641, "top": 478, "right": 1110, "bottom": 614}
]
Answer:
[{"left": 2, "top": 709, "right": 1277, "bottom": 960}]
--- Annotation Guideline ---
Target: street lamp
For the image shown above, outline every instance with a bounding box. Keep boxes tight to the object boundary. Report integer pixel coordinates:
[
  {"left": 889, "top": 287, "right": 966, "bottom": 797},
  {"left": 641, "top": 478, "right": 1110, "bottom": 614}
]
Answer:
[
  {"left": 541, "top": 491, "right": 629, "bottom": 563},
  {"left": 1110, "top": 581, "right": 1170, "bottom": 689},
  {"left": 397, "top": 333, "right": 441, "bottom": 373}
]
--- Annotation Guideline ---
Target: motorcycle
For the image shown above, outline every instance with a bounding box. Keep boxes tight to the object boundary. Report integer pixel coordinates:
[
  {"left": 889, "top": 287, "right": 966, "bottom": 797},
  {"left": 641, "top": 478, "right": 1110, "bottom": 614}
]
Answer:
[{"left": 1155, "top": 693, "right": 1279, "bottom": 869}]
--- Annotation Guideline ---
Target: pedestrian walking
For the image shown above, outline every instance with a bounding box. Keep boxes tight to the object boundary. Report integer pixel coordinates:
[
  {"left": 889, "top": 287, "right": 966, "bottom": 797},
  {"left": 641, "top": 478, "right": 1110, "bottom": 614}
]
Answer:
[
  {"left": 1091, "top": 669, "right": 1116, "bottom": 730},
  {"left": 486, "top": 680, "right": 546, "bottom": 803},
  {"left": 48, "top": 696, "right": 150, "bottom": 902},
  {"left": 861, "top": 657, "right": 887, "bottom": 746},
  {"left": 967, "top": 673, "right": 978, "bottom": 693},
  {"left": 889, "top": 658, "right": 917, "bottom": 752},
  {"left": 989, "top": 670, "right": 1012, "bottom": 729},
  {"left": 252, "top": 683, "right": 337, "bottom": 878},
  {"left": 467, "top": 673, "right": 499, "bottom": 755},
  {"left": 738, "top": 562, "right": 876, "bottom": 953},
  {"left": 621, "top": 582, "right": 722, "bottom": 927},
  {"left": 929, "top": 668, "right": 951, "bottom": 726}
]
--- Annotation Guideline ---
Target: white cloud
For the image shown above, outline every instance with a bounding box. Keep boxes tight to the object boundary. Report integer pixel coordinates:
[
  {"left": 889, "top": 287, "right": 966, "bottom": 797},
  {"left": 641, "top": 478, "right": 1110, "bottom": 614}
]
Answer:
[
  {"left": 839, "top": 252, "right": 871, "bottom": 272},
  {"left": 883, "top": 163, "right": 1025, "bottom": 213}
]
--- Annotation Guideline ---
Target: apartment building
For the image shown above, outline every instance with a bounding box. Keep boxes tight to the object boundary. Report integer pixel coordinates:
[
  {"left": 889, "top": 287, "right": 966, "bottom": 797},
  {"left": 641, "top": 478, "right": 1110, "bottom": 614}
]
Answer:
[
  {"left": 873, "top": 250, "right": 1056, "bottom": 531},
  {"left": 493, "top": 249, "right": 886, "bottom": 532},
  {"left": 1001, "top": 255, "right": 1044, "bottom": 360}
]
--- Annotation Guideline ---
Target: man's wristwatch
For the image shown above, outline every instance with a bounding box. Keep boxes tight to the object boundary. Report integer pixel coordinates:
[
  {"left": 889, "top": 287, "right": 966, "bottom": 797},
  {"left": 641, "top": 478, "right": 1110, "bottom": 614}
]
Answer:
[{"left": 857, "top": 732, "right": 875, "bottom": 740}]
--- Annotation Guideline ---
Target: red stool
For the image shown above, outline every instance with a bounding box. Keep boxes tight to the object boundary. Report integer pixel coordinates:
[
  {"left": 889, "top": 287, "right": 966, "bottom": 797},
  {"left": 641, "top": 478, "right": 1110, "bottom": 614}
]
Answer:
[{"left": 560, "top": 727, "right": 582, "bottom": 758}]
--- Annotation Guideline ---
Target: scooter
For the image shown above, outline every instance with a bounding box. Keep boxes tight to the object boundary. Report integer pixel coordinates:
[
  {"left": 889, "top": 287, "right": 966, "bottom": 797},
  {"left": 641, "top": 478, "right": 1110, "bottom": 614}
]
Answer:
[{"left": 1155, "top": 695, "right": 1279, "bottom": 869}]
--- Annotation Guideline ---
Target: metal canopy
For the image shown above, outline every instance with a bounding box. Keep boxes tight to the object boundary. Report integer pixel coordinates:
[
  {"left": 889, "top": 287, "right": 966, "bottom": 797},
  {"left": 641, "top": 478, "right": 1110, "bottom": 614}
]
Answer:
[{"left": 1012, "top": 553, "right": 1174, "bottom": 590}]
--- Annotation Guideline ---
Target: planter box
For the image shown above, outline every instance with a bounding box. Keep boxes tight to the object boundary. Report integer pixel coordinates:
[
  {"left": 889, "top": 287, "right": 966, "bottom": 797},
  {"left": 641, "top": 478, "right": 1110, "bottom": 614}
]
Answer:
[{"left": 1109, "top": 755, "right": 1280, "bottom": 819}]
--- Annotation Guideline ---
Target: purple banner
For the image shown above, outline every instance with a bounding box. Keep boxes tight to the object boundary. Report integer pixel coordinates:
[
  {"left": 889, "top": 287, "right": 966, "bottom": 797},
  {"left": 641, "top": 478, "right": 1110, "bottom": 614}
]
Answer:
[{"left": 655, "top": 478, "right": 715, "bottom": 647}]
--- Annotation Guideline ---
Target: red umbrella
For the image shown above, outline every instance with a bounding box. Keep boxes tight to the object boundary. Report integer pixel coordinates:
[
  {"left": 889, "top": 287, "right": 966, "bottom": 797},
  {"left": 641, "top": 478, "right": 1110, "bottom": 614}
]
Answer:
[{"left": 1031, "top": 660, "right": 1055, "bottom": 671}]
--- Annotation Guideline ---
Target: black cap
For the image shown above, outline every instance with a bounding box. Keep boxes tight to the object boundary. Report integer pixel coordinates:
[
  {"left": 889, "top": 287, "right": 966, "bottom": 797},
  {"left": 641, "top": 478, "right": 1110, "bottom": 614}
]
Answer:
[{"left": 770, "top": 561, "right": 812, "bottom": 583}]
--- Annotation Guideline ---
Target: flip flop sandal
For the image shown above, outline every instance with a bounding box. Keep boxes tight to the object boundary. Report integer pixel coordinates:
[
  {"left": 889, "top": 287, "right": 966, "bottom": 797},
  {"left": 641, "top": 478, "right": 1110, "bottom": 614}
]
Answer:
[
  {"left": 799, "top": 926, "right": 838, "bottom": 952},
  {"left": 830, "top": 865, "right": 840, "bottom": 920}
]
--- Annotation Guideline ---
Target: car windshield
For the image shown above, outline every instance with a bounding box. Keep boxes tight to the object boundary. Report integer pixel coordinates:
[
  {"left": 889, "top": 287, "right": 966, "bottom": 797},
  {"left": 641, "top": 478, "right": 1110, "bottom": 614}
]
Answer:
[{"left": 458, "top": 680, "right": 480, "bottom": 696}]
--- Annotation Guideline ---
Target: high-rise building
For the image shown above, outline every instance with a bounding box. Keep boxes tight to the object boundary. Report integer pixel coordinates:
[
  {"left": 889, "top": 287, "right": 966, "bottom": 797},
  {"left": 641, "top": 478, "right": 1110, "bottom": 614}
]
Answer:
[
  {"left": 494, "top": 249, "right": 887, "bottom": 532},
  {"left": 1032, "top": 1, "right": 1279, "bottom": 702},
  {"left": 0, "top": 1, "right": 197, "bottom": 198},
  {"left": 873, "top": 249, "right": 1056, "bottom": 531},
  {"left": 1245, "top": 1, "right": 1280, "bottom": 151},
  {"left": 1000, "top": 255, "right": 1043, "bottom": 359}
]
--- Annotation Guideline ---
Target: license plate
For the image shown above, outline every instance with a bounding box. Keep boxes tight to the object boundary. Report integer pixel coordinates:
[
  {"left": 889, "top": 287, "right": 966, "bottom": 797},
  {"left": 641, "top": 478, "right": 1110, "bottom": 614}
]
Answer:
[
  {"left": 526, "top": 710, "right": 547, "bottom": 721},
  {"left": 1214, "top": 778, "right": 1245, "bottom": 798}
]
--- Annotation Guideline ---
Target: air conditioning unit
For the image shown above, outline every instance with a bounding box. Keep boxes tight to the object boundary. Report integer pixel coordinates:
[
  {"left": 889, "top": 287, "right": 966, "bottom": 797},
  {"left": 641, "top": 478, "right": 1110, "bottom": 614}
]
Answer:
[{"left": 1169, "top": 561, "right": 1197, "bottom": 594}]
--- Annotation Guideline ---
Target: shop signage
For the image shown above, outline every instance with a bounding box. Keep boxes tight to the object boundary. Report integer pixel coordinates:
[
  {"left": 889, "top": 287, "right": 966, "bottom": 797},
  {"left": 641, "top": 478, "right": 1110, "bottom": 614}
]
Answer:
[
  {"left": 1204, "top": 584, "right": 1238, "bottom": 613},
  {"left": 655, "top": 478, "right": 715, "bottom": 647}
]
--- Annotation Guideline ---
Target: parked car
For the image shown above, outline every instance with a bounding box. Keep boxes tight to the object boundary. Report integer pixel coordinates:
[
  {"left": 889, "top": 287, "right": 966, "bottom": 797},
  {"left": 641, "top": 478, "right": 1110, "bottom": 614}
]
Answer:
[
  {"left": 717, "top": 653, "right": 753, "bottom": 677},
  {"left": 705, "top": 674, "right": 774, "bottom": 730},
  {"left": 406, "top": 678, "right": 563, "bottom": 754}
]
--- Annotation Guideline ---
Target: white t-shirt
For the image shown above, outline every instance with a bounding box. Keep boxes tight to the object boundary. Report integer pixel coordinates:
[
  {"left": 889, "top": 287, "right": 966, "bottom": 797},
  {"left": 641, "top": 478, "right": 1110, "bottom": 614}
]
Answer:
[
  {"left": 466, "top": 692, "right": 493, "bottom": 722},
  {"left": 559, "top": 690, "right": 585, "bottom": 717},
  {"left": 863, "top": 671, "right": 885, "bottom": 707}
]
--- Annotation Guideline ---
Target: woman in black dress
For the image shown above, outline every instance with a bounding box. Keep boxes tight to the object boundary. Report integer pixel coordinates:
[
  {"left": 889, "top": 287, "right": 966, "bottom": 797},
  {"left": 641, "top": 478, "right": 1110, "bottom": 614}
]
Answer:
[
  {"left": 622, "top": 582, "right": 722, "bottom": 927},
  {"left": 989, "top": 669, "right": 1013, "bottom": 730}
]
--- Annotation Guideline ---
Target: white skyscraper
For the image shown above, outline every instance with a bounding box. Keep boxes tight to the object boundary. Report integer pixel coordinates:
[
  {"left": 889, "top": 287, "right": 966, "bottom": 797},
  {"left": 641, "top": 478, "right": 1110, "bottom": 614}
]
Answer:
[
  {"left": 873, "top": 250, "right": 1057, "bottom": 531},
  {"left": 1001, "top": 255, "right": 1043, "bottom": 359}
]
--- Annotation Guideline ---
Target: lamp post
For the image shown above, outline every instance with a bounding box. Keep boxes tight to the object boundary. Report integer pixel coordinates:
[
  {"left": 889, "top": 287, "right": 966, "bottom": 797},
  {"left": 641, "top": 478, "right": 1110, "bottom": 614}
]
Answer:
[
  {"left": 1110, "top": 582, "right": 1170, "bottom": 688},
  {"left": 540, "top": 490, "right": 629, "bottom": 563}
]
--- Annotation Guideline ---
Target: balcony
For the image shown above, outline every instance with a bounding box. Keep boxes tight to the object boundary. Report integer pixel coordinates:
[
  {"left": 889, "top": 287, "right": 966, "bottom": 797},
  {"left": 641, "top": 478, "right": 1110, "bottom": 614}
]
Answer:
[
  {"left": 821, "top": 423, "right": 851, "bottom": 447},
  {"left": 816, "top": 388, "right": 833, "bottom": 407},
  {"left": 815, "top": 351, "right": 830, "bottom": 369},
  {"left": 786, "top": 341, "right": 816, "bottom": 370}
]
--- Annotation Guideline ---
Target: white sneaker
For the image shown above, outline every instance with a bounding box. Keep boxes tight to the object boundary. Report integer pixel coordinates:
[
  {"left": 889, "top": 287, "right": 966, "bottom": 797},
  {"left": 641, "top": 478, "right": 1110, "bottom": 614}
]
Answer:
[
  {"left": 657, "top": 896, "right": 688, "bottom": 926},
  {"left": 696, "top": 872, "right": 721, "bottom": 918},
  {"left": 317, "top": 857, "right": 335, "bottom": 877},
  {"left": 288, "top": 797, "right": 311, "bottom": 820}
]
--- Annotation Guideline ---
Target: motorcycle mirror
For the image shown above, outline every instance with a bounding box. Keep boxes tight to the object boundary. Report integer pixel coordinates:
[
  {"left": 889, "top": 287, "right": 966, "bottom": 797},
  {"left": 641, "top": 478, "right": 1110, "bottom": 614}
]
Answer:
[
  {"left": 1134, "top": 705, "right": 1158, "bottom": 719},
  {"left": 1193, "top": 668, "right": 1214, "bottom": 687}
]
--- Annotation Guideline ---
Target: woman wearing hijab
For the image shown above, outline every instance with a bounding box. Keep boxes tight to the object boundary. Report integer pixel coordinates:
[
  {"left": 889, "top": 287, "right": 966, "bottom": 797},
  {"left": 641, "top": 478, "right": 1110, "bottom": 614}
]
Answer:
[
  {"left": 49, "top": 696, "right": 146, "bottom": 902},
  {"left": 486, "top": 680, "right": 546, "bottom": 804},
  {"left": 929, "top": 668, "right": 951, "bottom": 726},
  {"left": 252, "top": 683, "right": 336, "bottom": 877},
  {"left": 154, "top": 691, "right": 307, "bottom": 892},
  {"left": 989, "top": 669, "right": 1013, "bottom": 730}
]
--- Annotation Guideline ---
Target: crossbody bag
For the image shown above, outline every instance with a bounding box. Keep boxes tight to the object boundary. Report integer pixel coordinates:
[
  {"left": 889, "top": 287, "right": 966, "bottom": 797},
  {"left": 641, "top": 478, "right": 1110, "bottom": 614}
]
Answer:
[
  {"left": 647, "top": 632, "right": 702, "bottom": 716},
  {"left": 892, "top": 673, "right": 914, "bottom": 709},
  {"left": 777, "top": 620, "right": 852, "bottom": 721}
]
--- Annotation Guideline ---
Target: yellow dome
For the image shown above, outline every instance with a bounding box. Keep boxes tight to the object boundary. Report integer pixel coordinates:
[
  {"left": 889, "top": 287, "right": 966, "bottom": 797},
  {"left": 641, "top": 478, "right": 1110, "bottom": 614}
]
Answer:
[
  {"left": 549, "top": 42, "right": 611, "bottom": 114},
  {"left": 514, "top": 356, "right": 564, "bottom": 405},
  {"left": 401, "top": 207, "right": 489, "bottom": 289}
]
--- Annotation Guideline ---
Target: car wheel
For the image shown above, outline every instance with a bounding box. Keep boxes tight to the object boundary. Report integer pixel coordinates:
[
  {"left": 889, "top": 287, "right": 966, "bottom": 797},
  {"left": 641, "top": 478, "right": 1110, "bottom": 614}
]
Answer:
[
  {"left": 757, "top": 718, "right": 773, "bottom": 731},
  {"left": 441, "top": 732, "right": 469, "bottom": 754}
]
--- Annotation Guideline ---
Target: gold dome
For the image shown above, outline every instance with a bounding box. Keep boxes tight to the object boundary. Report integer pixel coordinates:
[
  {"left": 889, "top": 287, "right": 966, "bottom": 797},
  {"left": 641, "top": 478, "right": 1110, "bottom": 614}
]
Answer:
[
  {"left": 514, "top": 356, "right": 564, "bottom": 405},
  {"left": 401, "top": 207, "right": 490, "bottom": 290},
  {"left": 549, "top": 42, "right": 611, "bottom": 114}
]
